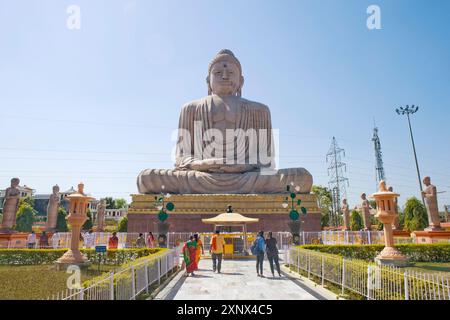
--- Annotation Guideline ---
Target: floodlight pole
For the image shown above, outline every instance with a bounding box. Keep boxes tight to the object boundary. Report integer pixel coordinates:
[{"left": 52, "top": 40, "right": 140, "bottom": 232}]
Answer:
[{"left": 396, "top": 105, "right": 425, "bottom": 207}]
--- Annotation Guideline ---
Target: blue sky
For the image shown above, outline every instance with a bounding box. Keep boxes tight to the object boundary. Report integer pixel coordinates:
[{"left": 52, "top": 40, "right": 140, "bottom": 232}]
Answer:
[{"left": 0, "top": 0, "right": 449, "bottom": 209}]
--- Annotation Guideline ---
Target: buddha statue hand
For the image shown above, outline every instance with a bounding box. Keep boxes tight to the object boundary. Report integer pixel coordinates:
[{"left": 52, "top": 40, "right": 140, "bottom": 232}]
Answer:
[{"left": 189, "top": 158, "right": 257, "bottom": 173}]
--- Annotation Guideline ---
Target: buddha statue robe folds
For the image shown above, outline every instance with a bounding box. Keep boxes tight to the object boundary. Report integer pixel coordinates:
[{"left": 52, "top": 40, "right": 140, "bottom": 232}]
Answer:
[{"left": 137, "top": 49, "right": 312, "bottom": 194}]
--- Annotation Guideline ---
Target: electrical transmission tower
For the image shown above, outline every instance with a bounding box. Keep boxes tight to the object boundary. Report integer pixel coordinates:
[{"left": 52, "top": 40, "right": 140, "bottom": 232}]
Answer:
[
  {"left": 372, "top": 126, "right": 386, "bottom": 188},
  {"left": 326, "top": 137, "right": 349, "bottom": 227}
]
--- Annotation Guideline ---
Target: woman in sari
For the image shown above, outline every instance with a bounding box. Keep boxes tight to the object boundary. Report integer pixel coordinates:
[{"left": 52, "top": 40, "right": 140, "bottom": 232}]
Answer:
[
  {"left": 147, "top": 232, "right": 155, "bottom": 248},
  {"left": 193, "top": 234, "right": 204, "bottom": 270},
  {"left": 183, "top": 236, "right": 198, "bottom": 276}
]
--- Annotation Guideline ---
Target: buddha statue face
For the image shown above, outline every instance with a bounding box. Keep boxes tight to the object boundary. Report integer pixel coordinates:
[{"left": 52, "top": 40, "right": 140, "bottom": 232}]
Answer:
[
  {"left": 11, "top": 178, "right": 19, "bottom": 188},
  {"left": 209, "top": 60, "right": 242, "bottom": 96},
  {"left": 207, "top": 49, "right": 244, "bottom": 96},
  {"left": 52, "top": 185, "right": 60, "bottom": 194}
]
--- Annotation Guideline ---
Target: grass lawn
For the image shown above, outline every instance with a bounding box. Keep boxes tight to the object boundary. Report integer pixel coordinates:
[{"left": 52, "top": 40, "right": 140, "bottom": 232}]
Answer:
[
  {"left": 406, "top": 262, "right": 450, "bottom": 274},
  {"left": 0, "top": 263, "right": 117, "bottom": 300}
]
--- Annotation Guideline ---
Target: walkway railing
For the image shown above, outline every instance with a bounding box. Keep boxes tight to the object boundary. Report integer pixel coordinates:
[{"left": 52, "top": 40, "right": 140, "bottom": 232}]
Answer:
[
  {"left": 48, "top": 246, "right": 181, "bottom": 300},
  {"left": 287, "top": 247, "right": 450, "bottom": 300}
]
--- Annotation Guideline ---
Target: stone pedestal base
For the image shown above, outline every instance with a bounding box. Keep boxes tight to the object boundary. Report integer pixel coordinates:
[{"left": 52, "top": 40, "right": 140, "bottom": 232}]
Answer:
[
  {"left": 412, "top": 230, "right": 450, "bottom": 244},
  {"left": 128, "top": 193, "right": 321, "bottom": 233},
  {"left": 392, "top": 230, "right": 411, "bottom": 237},
  {"left": 0, "top": 228, "right": 18, "bottom": 234},
  {"left": 55, "top": 249, "right": 90, "bottom": 270},
  {"left": 375, "top": 247, "right": 409, "bottom": 267},
  {"left": 424, "top": 226, "right": 443, "bottom": 232},
  {"left": 0, "top": 233, "right": 28, "bottom": 248}
]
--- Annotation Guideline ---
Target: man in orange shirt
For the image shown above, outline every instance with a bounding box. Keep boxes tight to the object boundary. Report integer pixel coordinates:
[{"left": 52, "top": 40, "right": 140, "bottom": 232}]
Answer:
[{"left": 209, "top": 229, "right": 225, "bottom": 273}]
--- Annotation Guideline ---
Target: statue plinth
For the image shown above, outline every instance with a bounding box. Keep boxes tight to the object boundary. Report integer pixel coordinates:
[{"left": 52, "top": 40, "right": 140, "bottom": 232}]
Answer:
[
  {"left": 412, "top": 230, "right": 450, "bottom": 244},
  {"left": 128, "top": 193, "right": 321, "bottom": 233}
]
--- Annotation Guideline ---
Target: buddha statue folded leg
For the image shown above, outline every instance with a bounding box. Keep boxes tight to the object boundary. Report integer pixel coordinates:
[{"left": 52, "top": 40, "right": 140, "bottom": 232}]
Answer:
[{"left": 137, "top": 168, "right": 312, "bottom": 194}]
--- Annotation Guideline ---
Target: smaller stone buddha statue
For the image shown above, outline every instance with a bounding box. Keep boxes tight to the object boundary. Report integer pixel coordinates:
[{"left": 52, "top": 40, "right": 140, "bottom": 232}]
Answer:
[
  {"left": 360, "top": 193, "right": 372, "bottom": 231},
  {"left": 0, "top": 178, "right": 21, "bottom": 232},
  {"left": 45, "top": 184, "right": 60, "bottom": 232},
  {"left": 422, "top": 176, "right": 442, "bottom": 231},
  {"left": 341, "top": 198, "right": 350, "bottom": 230}
]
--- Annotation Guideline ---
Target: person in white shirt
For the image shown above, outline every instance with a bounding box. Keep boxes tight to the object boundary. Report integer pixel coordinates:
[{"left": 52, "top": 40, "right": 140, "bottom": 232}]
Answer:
[
  {"left": 51, "top": 231, "right": 60, "bottom": 249},
  {"left": 27, "top": 231, "right": 37, "bottom": 249},
  {"left": 84, "top": 229, "right": 95, "bottom": 249}
]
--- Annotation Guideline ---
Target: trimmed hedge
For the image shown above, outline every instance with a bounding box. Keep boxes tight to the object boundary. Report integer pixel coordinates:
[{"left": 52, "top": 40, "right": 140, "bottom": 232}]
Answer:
[
  {"left": 82, "top": 249, "right": 169, "bottom": 289},
  {"left": 298, "top": 244, "right": 450, "bottom": 262},
  {"left": 0, "top": 248, "right": 162, "bottom": 265}
]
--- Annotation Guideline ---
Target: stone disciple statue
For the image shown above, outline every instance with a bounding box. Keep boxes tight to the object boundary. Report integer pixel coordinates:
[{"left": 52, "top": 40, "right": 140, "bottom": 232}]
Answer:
[
  {"left": 341, "top": 198, "right": 350, "bottom": 230},
  {"left": 45, "top": 185, "right": 60, "bottom": 232},
  {"left": 360, "top": 193, "right": 372, "bottom": 231},
  {"left": 421, "top": 176, "right": 442, "bottom": 231},
  {"left": 96, "top": 199, "right": 106, "bottom": 232},
  {"left": 0, "top": 178, "right": 21, "bottom": 232},
  {"left": 137, "top": 49, "right": 312, "bottom": 194}
]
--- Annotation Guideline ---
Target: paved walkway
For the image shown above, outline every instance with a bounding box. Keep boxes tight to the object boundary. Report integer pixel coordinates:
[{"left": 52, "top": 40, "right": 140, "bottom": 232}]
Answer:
[{"left": 155, "top": 258, "right": 331, "bottom": 300}]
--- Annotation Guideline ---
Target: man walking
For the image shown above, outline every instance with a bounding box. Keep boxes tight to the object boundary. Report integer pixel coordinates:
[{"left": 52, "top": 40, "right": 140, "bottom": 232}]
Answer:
[{"left": 210, "top": 229, "right": 225, "bottom": 273}]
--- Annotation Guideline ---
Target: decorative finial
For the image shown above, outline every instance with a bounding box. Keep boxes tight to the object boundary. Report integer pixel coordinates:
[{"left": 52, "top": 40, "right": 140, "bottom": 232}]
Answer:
[
  {"left": 77, "top": 182, "right": 85, "bottom": 194},
  {"left": 379, "top": 180, "right": 387, "bottom": 192}
]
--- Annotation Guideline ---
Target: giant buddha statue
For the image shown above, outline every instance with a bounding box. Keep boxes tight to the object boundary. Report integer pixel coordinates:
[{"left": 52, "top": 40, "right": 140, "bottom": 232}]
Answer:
[{"left": 137, "top": 49, "right": 312, "bottom": 194}]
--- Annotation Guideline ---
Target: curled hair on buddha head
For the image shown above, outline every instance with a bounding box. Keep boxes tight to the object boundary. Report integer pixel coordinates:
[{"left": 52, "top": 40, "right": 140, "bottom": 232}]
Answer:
[{"left": 206, "top": 49, "right": 244, "bottom": 97}]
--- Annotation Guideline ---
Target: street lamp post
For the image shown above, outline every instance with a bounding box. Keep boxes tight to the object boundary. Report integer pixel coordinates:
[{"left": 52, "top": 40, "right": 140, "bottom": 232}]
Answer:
[{"left": 395, "top": 105, "right": 425, "bottom": 206}]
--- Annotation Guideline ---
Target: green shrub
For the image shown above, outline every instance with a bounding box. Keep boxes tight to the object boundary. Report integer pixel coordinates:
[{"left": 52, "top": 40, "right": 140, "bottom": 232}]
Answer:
[
  {"left": 56, "top": 207, "right": 69, "bottom": 232},
  {"left": 404, "top": 197, "right": 428, "bottom": 232},
  {"left": 15, "top": 204, "right": 36, "bottom": 232},
  {"left": 118, "top": 216, "right": 128, "bottom": 232},
  {"left": 297, "top": 244, "right": 450, "bottom": 262},
  {"left": 0, "top": 248, "right": 162, "bottom": 265},
  {"left": 350, "top": 210, "right": 363, "bottom": 231},
  {"left": 82, "top": 209, "right": 93, "bottom": 231}
]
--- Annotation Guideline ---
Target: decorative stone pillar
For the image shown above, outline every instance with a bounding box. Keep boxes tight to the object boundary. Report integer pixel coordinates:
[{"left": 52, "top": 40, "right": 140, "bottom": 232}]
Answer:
[
  {"left": 55, "top": 183, "right": 93, "bottom": 269},
  {"left": 371, "top": 181, "right": 408, "bottom": 267}
]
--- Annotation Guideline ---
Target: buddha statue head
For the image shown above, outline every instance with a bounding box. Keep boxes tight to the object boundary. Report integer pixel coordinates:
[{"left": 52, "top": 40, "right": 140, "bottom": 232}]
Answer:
[
  {"left": 52, "top": 184, "right": 60, "bottom": 194},
  {"left": 207, "top": 49, "right": 244, "bottom": 97},
  {"left": 11, "top": 177, "right": 19, "bottom": 188}
]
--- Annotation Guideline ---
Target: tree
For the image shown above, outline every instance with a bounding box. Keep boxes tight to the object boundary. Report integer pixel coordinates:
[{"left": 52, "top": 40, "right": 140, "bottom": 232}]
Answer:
[
  {"left": 82, "top": 209, "right": 93, "bottom": 231},
  {"left": 105, "top": 197, "right": 115, "bottom": 209},
  {"left": 114, "top": 198, "right": 127, "bottom": 209},
  {"left": 403, "top": 197, "right": 428, "bottom": 232},
  {"left": 56, "top": 207, "right": 69, "bottom": 232},
  {"left": 118, "top": 216, "right": 128, "bottom": 232},
  {"left": 19, "top": 196, "right": 35, "bottom": 208},
  {"left": 15, "top": 204, "right": 36, "bottom": 232},
  {"left": 350, "top": 209, "right": 364, "bottom": 231},
  {"left": 312, "top": 185, "right": 333, "bottom": 229}
]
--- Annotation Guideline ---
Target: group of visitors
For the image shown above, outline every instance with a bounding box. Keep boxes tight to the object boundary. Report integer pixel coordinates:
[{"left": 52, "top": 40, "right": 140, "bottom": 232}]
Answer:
[
  {"left": 135, "top": 232, "right": 156, "bottom": 248},
  {"left": 26, "top": 230, "right": 50, "bottom": 249},
  {"left": 251, "top": 231, "right": 282, "bottom": 278},
  {"left": 183, "top": 233, "right": 207, "bottom": 276},
  {"left": 182, "top": 229, "right": 281, "bottom": 278}
]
